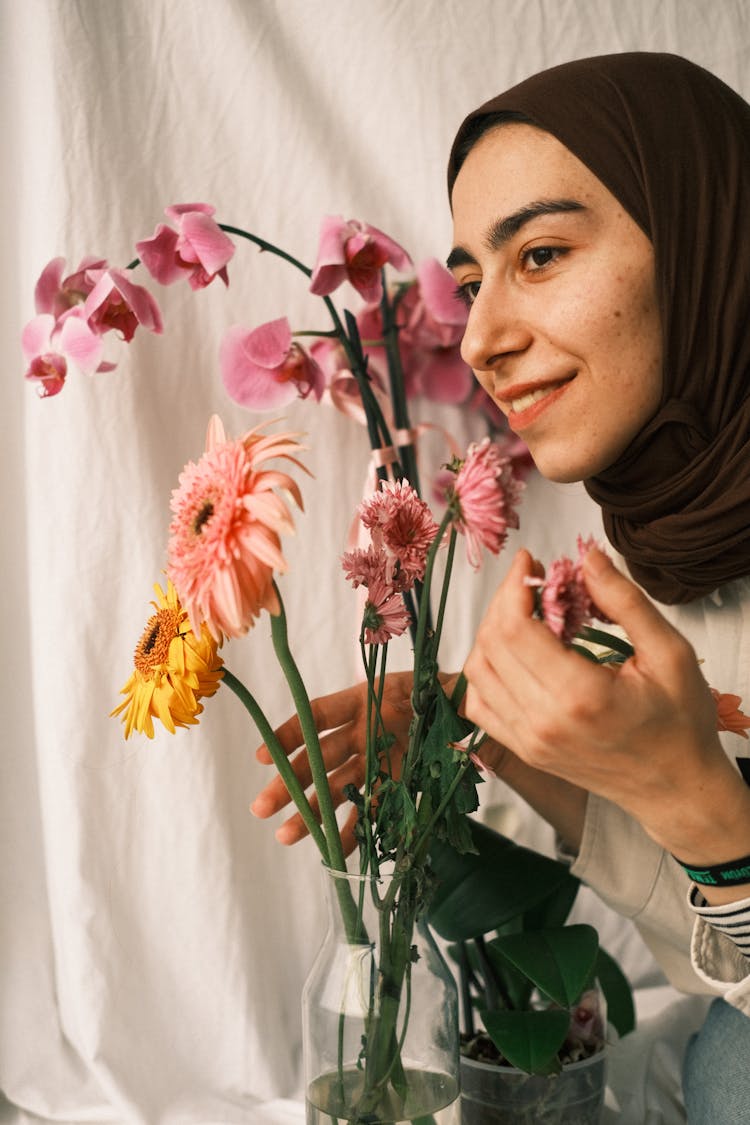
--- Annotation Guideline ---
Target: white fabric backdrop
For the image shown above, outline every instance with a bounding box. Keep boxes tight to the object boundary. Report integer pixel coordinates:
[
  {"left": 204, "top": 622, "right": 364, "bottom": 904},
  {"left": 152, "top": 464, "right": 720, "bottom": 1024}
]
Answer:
[{"left": 2, "top": 2, "right": 749, "bottom": 1122}]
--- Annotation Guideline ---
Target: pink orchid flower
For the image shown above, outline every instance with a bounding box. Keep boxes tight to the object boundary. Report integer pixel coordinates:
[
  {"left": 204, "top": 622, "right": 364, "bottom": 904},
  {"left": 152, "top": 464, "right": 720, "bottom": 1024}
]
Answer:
[
  {"left": 135, "top": 203, "right": 235, "bottom": 290},
  {"left": 402, "top": 259, "right": 473, "bottom": 404},
  {"left": 83, "top": 268, "right": 163, "bottom": 341},
  {"left": 34, "top": 255, "right": 108, "bottom": 320},
  {"left": 309, "top": 215, "right": 412, "bottom": 303},
  {"left": 220, "top": 317, "right": 325, "bottom": 410},
  {"left": 22, "top": 311, "right": 106, "bottom": 398}
]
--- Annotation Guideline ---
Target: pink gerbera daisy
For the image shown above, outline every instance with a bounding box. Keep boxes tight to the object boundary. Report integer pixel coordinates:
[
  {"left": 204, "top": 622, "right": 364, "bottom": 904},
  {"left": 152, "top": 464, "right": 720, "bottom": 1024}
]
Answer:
[
  {"left": 167, "top": 416, "right": 306, "bottom": 640},
  {"left": 448, "top": 439, "right": 523, "bottom": 569}
]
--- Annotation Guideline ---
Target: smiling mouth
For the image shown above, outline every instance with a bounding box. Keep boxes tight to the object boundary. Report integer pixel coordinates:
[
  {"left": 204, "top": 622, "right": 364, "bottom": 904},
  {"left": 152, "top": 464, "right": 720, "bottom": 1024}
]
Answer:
[{"left": 505, "top": 376, "right": 575, "bottom": 415}]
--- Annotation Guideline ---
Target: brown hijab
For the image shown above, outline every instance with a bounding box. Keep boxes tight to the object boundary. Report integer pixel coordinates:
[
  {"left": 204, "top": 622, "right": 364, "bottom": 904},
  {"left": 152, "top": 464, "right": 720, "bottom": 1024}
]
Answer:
[{"left": 447, "top": 53, "right": 750, "bottom": 605}]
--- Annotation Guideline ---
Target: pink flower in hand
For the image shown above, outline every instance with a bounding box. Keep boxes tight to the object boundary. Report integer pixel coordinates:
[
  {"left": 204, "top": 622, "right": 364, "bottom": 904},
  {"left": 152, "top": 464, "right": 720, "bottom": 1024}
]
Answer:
[
  {"left": 309, "top": 215, "right": 412, "bottom": 303},
  {"left": 220, "top": 318, "right": 324, "bottom": 410},
  {"left": 22, "top": 311, "right": 105, "bottom": 398},
  {"left": 83, "top": 268, "right": 163, "bottom": 341},
  {"left": 533, "top": 554, "right": 592, "bottom": 645},
  {"left": 34, "top": 255, "right": 108, "bottom": 319},
  {"left": 136, "top": 203, "right": 235, "bottom": 290},
  {"left": 711, "top": 689, "right": 750, "bottom": 738},
  {"left": 448, "top": 439, "right": 523, "bottom": 568}
]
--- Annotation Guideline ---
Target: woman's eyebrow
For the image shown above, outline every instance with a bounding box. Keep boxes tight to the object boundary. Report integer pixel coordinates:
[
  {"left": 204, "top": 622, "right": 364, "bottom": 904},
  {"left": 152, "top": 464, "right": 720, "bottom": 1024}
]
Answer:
[{"left": 446, "top": 198, "right": 586, "bottom": 270}]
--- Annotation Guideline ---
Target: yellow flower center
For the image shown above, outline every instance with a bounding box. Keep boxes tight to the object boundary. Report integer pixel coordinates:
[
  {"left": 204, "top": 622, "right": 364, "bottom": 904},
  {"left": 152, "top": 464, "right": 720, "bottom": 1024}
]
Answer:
[{"left": 134, "top": 607, "right": 183, "bottom": 672}]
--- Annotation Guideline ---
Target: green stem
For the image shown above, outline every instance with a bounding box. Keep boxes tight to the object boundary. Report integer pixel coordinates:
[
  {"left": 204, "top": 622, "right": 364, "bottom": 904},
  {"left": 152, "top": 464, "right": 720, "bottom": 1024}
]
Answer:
[
  {"left": 576, "top": 625, "right": 634, "bottom": 658},
  {"left": 430, "top": 527, "right": 457, "bottom": 658},
  {"left": 412, "top": 755, "right": 471, "bottom": 862},
  {"left": 218, "top": 224, "right": 313, "bottom": 278},
  {"left": 269, "top": 586, "right": 348, "bottom": 875},
  {"left": 221, "top": 667, "right": 329, "bottom": 863},
  {"left": 379, "top": 274, "right": 420, "bottom": 493}
]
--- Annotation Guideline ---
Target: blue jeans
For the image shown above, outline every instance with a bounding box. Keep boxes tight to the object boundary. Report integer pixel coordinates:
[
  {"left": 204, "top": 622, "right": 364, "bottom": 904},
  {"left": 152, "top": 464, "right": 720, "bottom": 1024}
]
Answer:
[{"left": 683, "top": 998, "right": 750, "bottom": 1123}]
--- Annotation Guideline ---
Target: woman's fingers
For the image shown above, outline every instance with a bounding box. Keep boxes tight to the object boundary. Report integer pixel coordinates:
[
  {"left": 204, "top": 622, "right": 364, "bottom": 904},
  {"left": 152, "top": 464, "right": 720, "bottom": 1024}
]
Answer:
[
  {"left": 269, "top": 754, "right": 366, "bottom": 846},
  {"left": 251, "top": 725, "right": 364, "bottom": 817}
]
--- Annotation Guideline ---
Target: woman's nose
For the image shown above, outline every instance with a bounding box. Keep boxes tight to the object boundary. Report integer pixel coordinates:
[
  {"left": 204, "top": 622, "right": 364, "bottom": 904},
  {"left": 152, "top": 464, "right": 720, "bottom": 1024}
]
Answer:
[{"left": 460, "top": 286, "right": 532, "bottom": 373}]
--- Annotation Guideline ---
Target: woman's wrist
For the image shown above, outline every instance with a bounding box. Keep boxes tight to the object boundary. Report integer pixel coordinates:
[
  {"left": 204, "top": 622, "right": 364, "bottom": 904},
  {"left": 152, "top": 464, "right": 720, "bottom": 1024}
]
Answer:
[{"left": 638, "top": 756, "right": 750, "bottom": 903}]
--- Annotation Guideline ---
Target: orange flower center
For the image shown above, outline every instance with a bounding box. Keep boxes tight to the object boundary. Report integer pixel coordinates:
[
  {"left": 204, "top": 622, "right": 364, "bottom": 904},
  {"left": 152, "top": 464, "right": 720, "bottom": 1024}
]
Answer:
[{"left": 134, "top": 607, "right": 183, "bottom": 672}]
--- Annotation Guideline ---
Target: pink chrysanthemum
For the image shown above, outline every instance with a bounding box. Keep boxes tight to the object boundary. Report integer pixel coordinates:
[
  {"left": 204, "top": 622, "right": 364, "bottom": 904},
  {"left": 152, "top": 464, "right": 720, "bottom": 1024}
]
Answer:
[
  {"left": 448, "top": 439, "right": 523, "bottom": 569},
  {"left": 359, "top": 479, "right": 438, "bottom": 585},
  {"left": 167, "top": 416, "right": 306, "bottom": 640},
  {"left": 341, "top": 544, "right": 393, "bottom": 589},
  {"left": 535, "top": 555, "right": 592, "bottom": 645},
  {"left": 362, "top": 576, "right": 412, "bottom": 645}
]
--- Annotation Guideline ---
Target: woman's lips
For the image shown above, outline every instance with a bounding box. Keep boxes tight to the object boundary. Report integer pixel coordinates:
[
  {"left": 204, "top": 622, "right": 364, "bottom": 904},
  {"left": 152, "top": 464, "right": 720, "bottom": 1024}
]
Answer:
[{"left": 504, "top": 376, "right": 575, "bottom": 432}]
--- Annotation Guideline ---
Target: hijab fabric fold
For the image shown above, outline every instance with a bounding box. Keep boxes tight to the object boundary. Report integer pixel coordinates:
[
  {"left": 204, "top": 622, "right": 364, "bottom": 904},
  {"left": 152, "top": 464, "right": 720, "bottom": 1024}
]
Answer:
[{"left": 447, "top": 53, "right": 750, "bottom": 604}]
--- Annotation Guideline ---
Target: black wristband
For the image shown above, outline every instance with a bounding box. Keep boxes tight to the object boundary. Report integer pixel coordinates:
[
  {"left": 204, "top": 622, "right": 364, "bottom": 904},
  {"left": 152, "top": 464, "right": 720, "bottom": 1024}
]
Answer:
[{"left": 673, "top": 853, "right": 750, "bottom": 887}]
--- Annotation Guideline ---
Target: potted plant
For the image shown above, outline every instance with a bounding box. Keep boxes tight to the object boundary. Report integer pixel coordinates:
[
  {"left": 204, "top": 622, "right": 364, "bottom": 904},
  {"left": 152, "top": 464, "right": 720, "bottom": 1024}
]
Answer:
[{"left": 428, "top": 817, "right": 636, "bottom": 1124}]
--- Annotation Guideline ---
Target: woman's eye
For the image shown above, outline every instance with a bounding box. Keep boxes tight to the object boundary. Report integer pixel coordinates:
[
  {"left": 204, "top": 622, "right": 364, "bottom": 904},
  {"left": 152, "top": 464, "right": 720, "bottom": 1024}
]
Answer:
[
  {"left": 521, "top": 246, "right": 565, "bottom": 272},
  {"left": 454, "top": 280, "right": 481, "bottom": 307}
]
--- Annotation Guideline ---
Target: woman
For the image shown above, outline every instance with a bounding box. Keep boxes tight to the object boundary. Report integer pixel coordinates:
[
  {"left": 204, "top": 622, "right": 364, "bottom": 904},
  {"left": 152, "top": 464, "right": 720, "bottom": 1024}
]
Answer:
[{"left": 254, "top": 54, "right": 750, "bottom": 1119}]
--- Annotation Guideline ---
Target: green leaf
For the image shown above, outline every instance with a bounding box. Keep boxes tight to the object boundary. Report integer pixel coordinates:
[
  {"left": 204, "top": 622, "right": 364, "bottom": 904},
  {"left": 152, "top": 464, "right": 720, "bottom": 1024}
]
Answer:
[
  {"left": 492, "top": 925, "right": 599, "bottom": 1008},
  {"left": 375, "top": 777, "right": 416, "bottom": 855},
  {"left": 480, "top": 1008, "right": 570, "bottom": 1074},
  {"left": 418, "top": 688, "right": 480, "bottom": 852},
  {"left": 521, "top": 871, "right": 580, "bottom": 932},
  {"left": 595, "top": 945, "right": 636, "bottom": 1038},
  {"left": 484, "top": 939, "right": 535, "bottom": 1011},
  {"left": 428, "top": 819, "right": 579, "bottom": 941}
]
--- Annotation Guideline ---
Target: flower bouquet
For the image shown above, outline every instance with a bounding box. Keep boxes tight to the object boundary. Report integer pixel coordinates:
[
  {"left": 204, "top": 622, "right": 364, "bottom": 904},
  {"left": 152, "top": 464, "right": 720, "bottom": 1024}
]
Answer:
[{"left": 22, "top": 207, "right": 530, "bottom": 1124}]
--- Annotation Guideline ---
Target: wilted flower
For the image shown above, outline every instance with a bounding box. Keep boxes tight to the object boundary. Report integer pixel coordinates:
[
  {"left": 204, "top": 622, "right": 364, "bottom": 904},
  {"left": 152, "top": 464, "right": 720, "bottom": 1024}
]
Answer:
[
  {"left": 136, "top": 203, "right": 236, "bottom": 290},
  {"left": 221, "top": 317, "right": 324, "bottom": 410},
  {"left": 448, "top": 439, "right": 523, "bottom": 568},
  {"left": 167, "top": 416, "right": 306, "bottom": 640},
  {"left": 111, "top": 578, "right": 224, "bottom": 739},
  {"left": 310, "top": 215, "right": 411, "bottom": 303}
]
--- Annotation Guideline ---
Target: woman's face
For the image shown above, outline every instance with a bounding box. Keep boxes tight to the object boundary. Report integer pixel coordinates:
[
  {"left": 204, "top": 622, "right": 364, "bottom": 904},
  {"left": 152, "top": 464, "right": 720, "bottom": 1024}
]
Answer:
[{"left": 449, "top": 123, "right": 663, "bottom": 482}]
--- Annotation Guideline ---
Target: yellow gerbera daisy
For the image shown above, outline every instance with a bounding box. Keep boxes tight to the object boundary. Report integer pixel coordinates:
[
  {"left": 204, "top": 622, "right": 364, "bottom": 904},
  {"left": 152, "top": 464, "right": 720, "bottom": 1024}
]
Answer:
[{"left": 111, "top": 578, "right": 224, "bottom": 739}]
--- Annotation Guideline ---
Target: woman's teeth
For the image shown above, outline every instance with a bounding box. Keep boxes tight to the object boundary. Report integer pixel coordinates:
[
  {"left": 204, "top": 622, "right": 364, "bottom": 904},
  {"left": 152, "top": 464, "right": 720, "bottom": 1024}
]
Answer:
[{"left": 510, "top": 386, "right": 555, "bottom": 412}]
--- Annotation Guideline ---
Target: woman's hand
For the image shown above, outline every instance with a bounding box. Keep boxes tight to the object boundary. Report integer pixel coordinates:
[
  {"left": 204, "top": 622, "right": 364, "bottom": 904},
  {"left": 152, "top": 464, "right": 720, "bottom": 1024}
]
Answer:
[
  {"left": 251, "top": 671, "right": 414, "bottom": 855},
  {"left": 464, "top": 547, "right": 750, "bottom": 868}
]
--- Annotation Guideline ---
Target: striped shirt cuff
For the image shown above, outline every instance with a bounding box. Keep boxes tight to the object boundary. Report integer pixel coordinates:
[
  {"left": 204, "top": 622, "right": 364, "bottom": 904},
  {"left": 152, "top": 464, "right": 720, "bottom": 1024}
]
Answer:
[{"left": 689, "top": 886, "right": 750, "bottom": 958}]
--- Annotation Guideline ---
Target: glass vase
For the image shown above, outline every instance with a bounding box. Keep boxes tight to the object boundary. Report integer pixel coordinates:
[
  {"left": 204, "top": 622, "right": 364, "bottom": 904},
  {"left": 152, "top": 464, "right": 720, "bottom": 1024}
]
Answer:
[{"left": 302, "top": 865, "right": 460, "bottom": 1125}]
